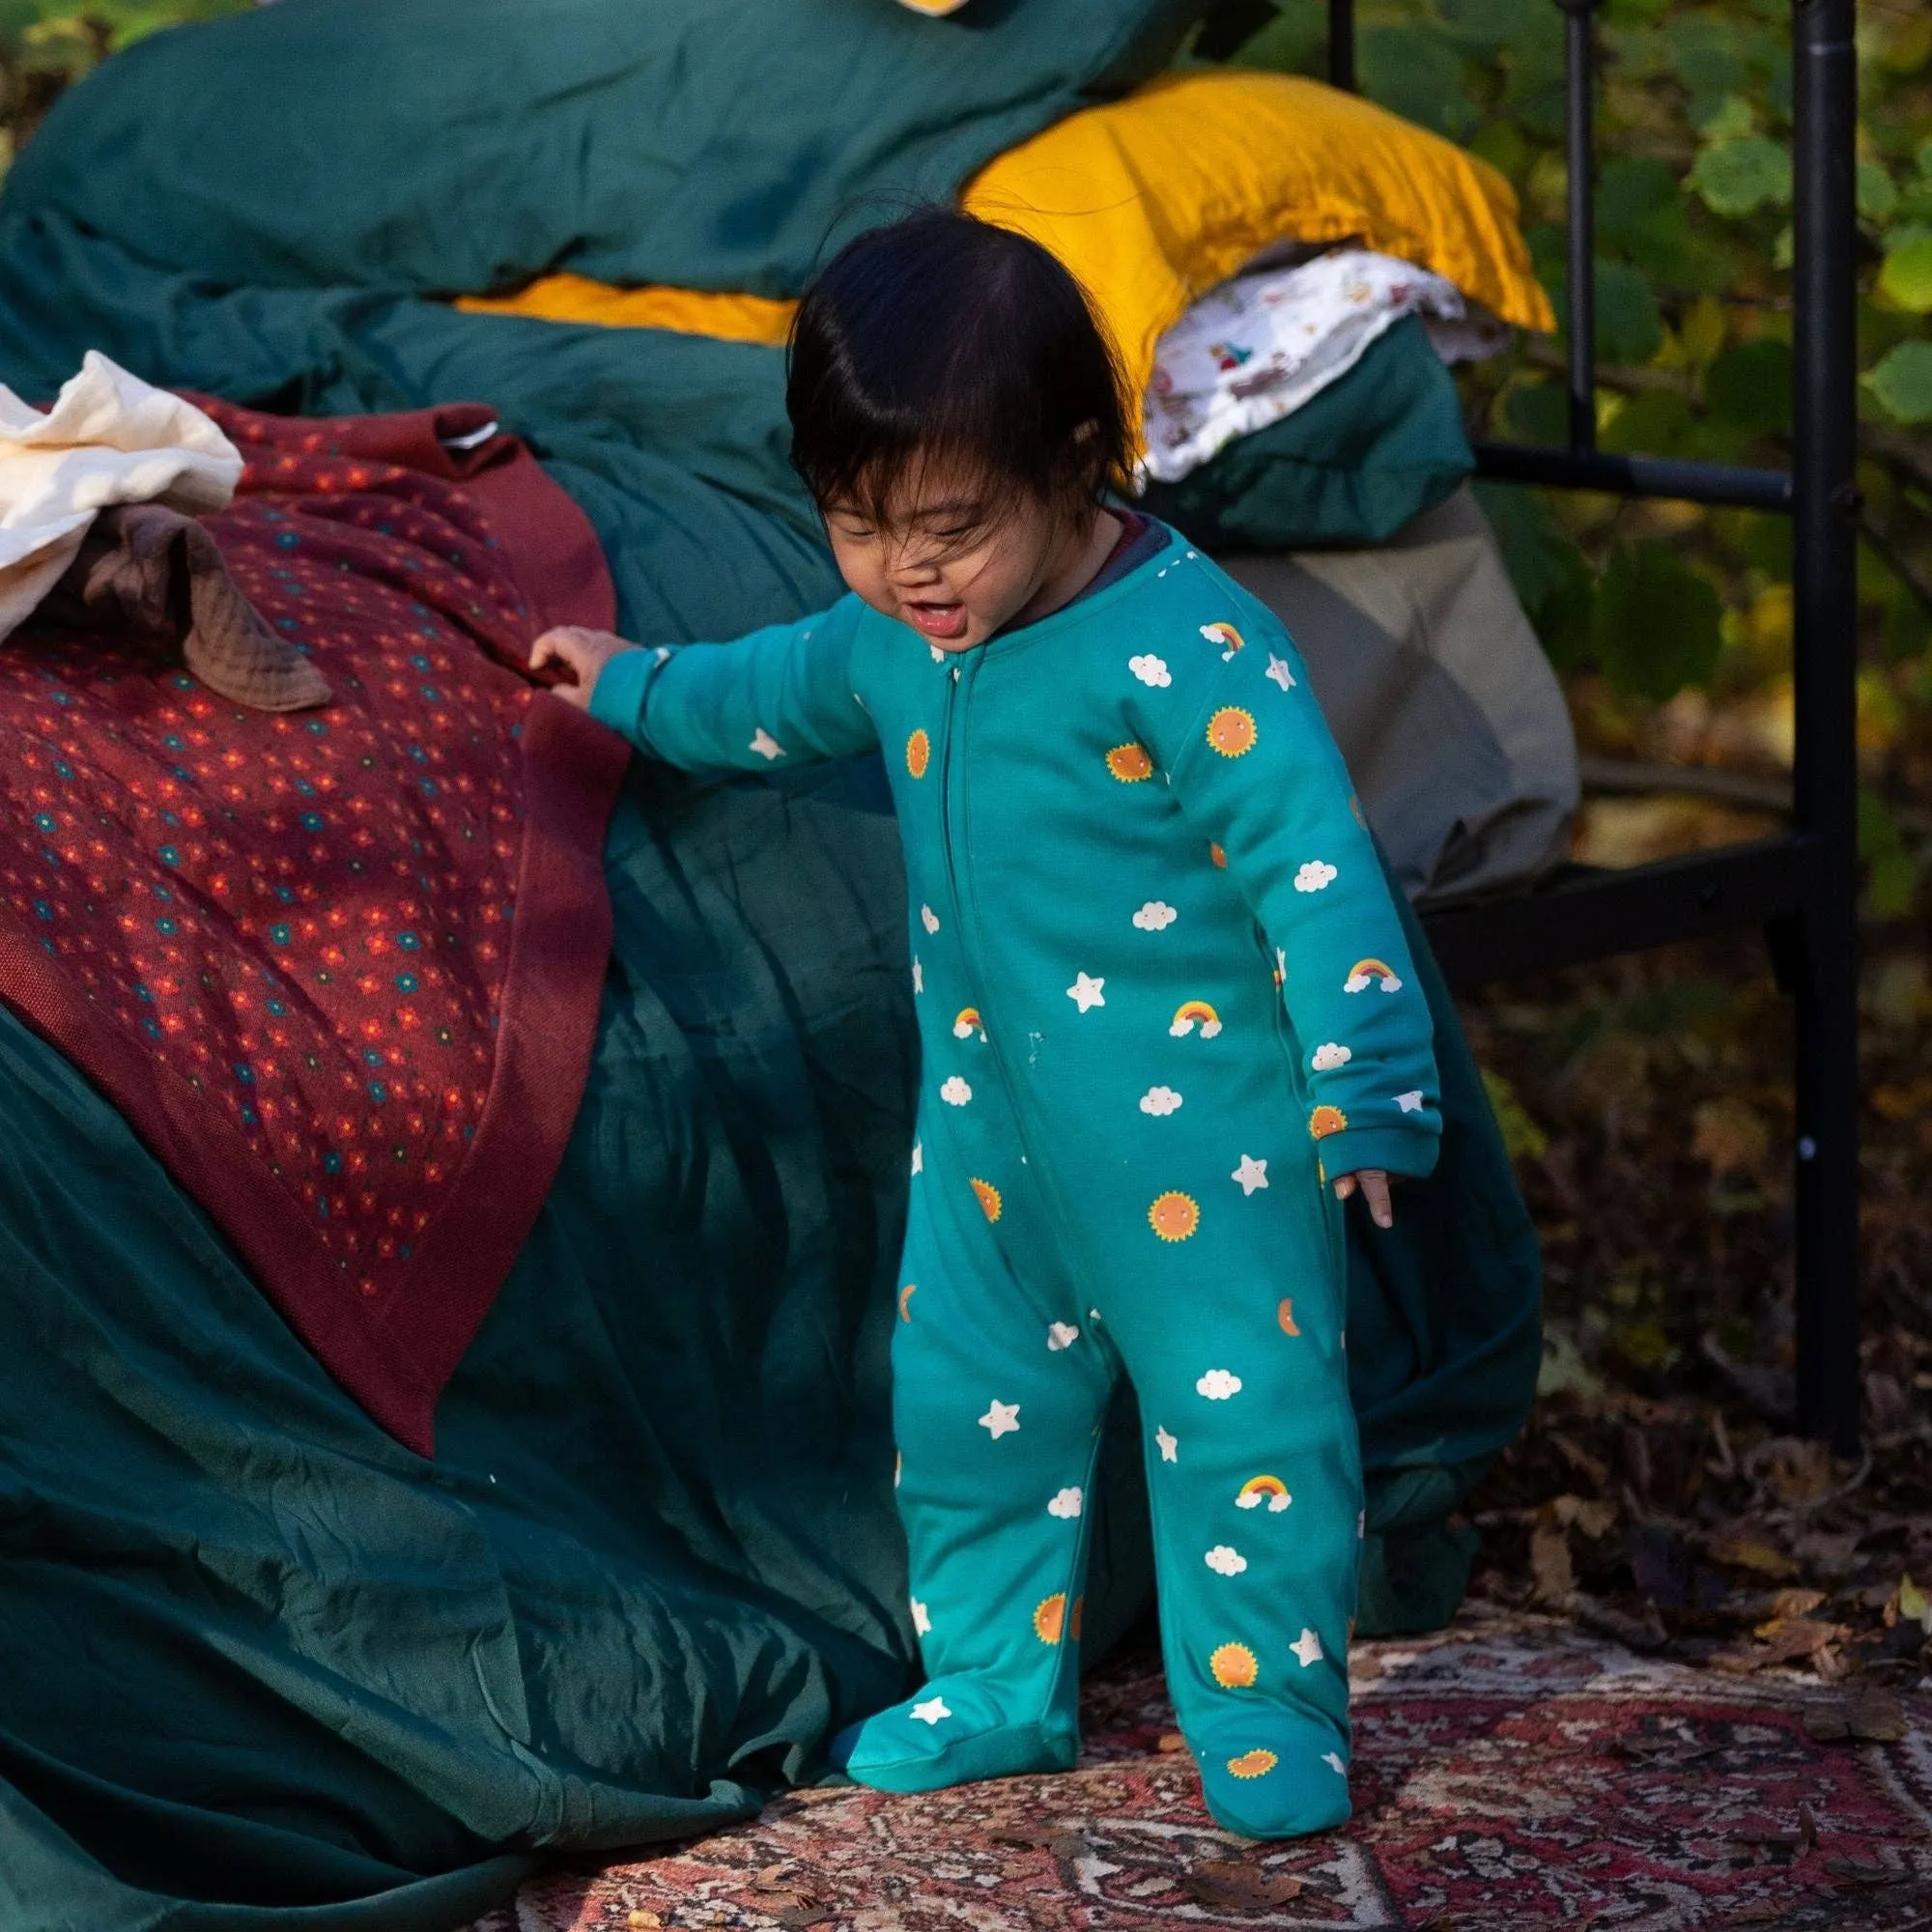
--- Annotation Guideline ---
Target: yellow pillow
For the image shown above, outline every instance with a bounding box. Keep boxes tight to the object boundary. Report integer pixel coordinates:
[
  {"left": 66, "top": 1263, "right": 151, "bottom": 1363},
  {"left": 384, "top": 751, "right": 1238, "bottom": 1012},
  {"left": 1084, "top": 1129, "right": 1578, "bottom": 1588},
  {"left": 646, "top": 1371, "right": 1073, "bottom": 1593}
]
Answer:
[
  {"left": 460, "top": 70, "right": 1552, "bottom": 405},
  {"left": 460, "top": 274, "right": 795, "bottom": 344},
  {"left": 969, "top": 71, "right": 1552, "bottom": 395}
]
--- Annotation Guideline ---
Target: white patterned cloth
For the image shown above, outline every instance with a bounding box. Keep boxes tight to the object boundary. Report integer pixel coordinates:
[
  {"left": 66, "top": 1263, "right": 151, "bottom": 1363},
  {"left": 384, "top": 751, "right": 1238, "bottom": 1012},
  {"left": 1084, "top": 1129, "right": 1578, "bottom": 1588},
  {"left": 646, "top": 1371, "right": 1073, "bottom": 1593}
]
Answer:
[
  {"left": 1140, "top": 250, "right": 1498, "bottom": 485},
  {"left": 0, "top": 351, "right": 241, "bottom": 647}
]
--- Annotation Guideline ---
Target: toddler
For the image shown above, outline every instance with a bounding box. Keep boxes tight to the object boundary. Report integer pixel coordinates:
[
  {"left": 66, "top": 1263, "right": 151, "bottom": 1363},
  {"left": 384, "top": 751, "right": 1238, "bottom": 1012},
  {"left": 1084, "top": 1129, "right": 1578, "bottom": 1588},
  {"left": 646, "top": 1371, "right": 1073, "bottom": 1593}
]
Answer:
[{"left": 532, "top": 211, "right": 1440, "bottom": 1839}]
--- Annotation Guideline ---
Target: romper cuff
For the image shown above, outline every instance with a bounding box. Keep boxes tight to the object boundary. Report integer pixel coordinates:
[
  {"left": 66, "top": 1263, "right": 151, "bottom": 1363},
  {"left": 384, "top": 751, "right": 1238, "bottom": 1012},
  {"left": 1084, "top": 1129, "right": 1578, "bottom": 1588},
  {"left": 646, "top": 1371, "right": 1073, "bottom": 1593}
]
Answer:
[
  {"left": 1318, "top": 1125, "right": 1439, "bottom": 1182},
  {"left": 585, "top": 644, "right": 666, "bottom": 749}
]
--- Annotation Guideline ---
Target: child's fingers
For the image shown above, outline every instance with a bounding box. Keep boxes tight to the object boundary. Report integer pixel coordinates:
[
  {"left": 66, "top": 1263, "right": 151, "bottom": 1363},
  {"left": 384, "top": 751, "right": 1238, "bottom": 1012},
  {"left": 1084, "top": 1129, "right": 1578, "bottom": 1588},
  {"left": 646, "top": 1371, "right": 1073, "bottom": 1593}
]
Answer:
[
  {"left": 529, "top": 627, "right": 581, "bottom": 674},
  {"left": 1332, "top": 1169, "right": 1396, "bottom": 1228},
  {"left": 1362, "top": 1172, "right": 1394, "bottom": 1228}
]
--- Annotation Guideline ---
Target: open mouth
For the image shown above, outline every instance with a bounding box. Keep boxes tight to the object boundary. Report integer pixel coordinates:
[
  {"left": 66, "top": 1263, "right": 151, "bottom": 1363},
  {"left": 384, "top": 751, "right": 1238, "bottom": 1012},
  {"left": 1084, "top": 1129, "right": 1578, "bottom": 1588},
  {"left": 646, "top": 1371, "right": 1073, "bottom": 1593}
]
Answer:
[{"left": 904, "top": 599, "right": 968, "bottom": 640}]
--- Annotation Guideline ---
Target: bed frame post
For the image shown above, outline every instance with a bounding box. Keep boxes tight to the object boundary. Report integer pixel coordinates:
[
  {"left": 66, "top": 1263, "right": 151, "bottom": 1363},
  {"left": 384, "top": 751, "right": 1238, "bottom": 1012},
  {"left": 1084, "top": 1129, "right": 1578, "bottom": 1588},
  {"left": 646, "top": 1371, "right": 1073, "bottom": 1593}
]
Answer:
[
  {"left": 1559, "top": 0, "right": 1602, "bottom": 453},
  {"left": 1789, "top": 0, "right": 1861, "bottom": 1453},
  {"left": 1327, "top": 0, "right": 1355, "bottom": 92}
]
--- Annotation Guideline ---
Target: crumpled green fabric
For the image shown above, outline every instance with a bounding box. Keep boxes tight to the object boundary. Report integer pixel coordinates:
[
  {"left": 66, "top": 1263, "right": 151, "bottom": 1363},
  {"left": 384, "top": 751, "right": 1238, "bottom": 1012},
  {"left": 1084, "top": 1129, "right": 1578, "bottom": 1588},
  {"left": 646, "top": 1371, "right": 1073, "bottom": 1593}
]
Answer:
[
  {"left": 0, "top": 754, "right": 1536, "bottom": 1928},
  {"left": 0, "top": 1, "right": 1538, "bottom": 1916},
  {"left": 1138, "top": 316, "right": 1476, "bottom": 554},
  {"left": 4, "top": 0, "right": 1201, "bottom": 299}
]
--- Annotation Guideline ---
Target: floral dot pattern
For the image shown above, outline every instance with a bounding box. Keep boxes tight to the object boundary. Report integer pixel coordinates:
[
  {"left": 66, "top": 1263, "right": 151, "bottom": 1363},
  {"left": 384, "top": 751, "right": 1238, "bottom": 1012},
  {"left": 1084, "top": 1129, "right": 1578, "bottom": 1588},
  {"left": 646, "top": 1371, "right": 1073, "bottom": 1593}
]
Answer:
[{"left": 0, "top": 402, "right": 598, "bottom": 1320}]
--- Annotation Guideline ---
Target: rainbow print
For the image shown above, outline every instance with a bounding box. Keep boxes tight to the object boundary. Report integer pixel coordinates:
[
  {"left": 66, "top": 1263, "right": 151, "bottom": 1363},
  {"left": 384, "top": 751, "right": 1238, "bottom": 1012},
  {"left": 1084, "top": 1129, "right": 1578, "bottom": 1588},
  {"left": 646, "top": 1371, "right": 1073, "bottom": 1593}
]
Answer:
[
  {"left": 1169, "top": 999, "right": 1222, "bottom": 1039},
  {"left": 1344, "top": 957, "right": 1404, "bottom": 994},
  {"left": 1236, "top": 1474, "right": 1293, "bottom": 1514}
]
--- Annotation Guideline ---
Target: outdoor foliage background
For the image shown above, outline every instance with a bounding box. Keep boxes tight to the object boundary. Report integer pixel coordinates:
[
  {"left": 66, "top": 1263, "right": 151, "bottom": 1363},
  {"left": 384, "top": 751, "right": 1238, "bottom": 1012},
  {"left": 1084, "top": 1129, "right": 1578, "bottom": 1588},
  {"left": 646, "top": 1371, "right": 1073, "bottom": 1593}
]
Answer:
[{"left": 2, "top": 0, "right": 1931, "bottom": 1662}]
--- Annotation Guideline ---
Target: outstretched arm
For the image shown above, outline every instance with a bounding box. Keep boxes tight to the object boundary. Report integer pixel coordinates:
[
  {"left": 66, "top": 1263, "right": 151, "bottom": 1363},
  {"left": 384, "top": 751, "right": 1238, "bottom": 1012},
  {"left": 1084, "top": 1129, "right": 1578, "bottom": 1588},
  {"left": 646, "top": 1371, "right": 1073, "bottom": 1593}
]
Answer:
[
  {"left": 1133, "top": 590, "right": 1441, "bottom": 1211},
  {"left": 530, "top": 592, "right": 878, "bottom": 772}
]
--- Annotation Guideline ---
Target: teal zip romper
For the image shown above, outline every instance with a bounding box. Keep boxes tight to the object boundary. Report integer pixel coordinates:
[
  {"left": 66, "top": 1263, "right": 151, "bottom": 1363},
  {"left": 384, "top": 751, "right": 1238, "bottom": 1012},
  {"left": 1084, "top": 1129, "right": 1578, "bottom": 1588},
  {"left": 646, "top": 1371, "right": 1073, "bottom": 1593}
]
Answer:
[{"left": 589, "top": 526, "right": 1441, "bottom": 1839}]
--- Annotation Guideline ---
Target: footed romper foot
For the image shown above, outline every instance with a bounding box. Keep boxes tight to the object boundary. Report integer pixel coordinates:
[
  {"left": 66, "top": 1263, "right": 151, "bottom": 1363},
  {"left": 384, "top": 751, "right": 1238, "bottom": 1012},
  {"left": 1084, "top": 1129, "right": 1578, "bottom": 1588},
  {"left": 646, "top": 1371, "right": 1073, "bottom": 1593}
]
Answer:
[
  {"left": 1190, "top": 1714, "right": 1352, "bottom": 1840},
  {"left": 829, "top": 1673, "right": 1078, "bottom": 1795}
]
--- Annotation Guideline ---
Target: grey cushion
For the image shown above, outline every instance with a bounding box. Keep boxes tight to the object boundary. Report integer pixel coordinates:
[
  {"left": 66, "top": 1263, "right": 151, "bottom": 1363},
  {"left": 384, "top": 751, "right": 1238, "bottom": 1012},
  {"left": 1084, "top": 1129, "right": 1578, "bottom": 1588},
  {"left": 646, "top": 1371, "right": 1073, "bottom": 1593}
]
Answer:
[{"left": 1220, "top": 484, "right": 1577, "bottom": 907}]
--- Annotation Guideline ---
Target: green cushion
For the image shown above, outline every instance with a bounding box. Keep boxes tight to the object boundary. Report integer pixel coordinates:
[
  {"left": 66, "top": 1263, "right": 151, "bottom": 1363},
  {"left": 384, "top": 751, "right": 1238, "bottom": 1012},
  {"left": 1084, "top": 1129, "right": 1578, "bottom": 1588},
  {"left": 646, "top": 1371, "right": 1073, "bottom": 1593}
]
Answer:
[{"left": 1138, "top": 315, "right": 1474, "bottom": 552}]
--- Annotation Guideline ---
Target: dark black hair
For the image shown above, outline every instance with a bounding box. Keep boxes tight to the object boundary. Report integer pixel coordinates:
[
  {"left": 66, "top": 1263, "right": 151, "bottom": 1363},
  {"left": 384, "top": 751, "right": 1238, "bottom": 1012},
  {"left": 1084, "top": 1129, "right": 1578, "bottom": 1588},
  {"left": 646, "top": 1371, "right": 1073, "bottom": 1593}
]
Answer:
[{"left": 786, "top": 209, "right": 1132, "bottom": 532}]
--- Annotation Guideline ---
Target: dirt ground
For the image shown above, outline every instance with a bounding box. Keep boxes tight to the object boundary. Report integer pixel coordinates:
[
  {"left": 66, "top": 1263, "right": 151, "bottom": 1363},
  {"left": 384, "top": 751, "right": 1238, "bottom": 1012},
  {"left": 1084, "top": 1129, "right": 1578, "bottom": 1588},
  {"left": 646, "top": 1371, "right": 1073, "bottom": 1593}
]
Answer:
[{"left": 1456, "top": 918, "right": 1932, "bottom": 1708}]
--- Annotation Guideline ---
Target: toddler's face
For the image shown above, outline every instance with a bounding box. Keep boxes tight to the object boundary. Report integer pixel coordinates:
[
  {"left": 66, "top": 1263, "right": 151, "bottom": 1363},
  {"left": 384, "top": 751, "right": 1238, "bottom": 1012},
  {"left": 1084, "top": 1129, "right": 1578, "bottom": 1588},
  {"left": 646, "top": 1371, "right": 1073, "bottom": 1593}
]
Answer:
[{"left": 821, "top": 460, "right": 1077, "bottom": 654}]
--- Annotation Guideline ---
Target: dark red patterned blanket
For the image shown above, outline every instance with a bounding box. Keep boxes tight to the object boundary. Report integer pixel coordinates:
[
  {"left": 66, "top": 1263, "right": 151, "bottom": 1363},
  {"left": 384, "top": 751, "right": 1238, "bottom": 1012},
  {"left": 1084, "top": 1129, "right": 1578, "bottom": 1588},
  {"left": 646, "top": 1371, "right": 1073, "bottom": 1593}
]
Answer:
[{"left": 0, "top": 400, "right": 627, "bottom": 1454}]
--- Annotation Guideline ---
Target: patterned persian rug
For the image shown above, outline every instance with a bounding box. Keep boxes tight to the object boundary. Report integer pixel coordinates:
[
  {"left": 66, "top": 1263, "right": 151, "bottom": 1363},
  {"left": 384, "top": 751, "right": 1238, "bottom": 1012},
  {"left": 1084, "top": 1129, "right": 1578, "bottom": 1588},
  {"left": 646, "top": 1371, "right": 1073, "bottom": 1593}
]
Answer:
[{"left": 469, "top": 1608, "right": 1932, "bottom": 1930}]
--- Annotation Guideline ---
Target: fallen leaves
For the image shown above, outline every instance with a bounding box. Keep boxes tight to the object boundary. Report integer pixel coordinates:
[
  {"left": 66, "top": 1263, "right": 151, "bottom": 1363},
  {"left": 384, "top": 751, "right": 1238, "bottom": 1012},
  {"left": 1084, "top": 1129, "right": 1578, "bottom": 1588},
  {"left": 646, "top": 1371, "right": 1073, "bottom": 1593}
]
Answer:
[
  {"left": 1456, "top": 933, "right": 1932, "bottom": 1733},
  {"left": 987, "top": 1827, "right": 1092, "bottom": 1862},
  {"left": 1802, "top": 1685, "right": 1909, "bottom": 1744},
  {"left": 1530, "top": 1520, "right": 1576, "bottom": 1605},
  {"left": 1710, "top": 1530, "right": 1800, "bottom": 1581},
  {"left": 1896, "top": 1575, "right": 1932, "bottom": 1633},
  {"left": 1185, "top": 1861, "right": 1304, "bottom": 1912},
  {"left": 1713, "top": 1614, "right": 1851, "bottom": 1673},
  {"left": 1692, "top": 1096, "right": 1772, "bottom": 1174}
]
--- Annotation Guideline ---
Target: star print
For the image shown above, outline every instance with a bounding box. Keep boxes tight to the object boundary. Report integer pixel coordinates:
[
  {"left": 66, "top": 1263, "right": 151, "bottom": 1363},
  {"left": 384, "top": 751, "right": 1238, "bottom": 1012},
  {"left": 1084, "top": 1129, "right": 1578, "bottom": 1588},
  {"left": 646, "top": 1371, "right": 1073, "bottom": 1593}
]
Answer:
[
  {"left": 1322, "top": 1751, "right": 1348, "bottom": 1776},
  {"left": 749, "top": 727, "right": 785, "bottom": 761},
  {"left": 911, "top": 1599, "right": 931, "bottom": 1636},
  {"left": 921, "top": 904, "right": 940, "bottom": 934},
  {"left": 1066, "top": 972, "right": 1106, "bottom": 1012},
  {"left": 1396, "top": 1090, "right": 1425, "bottom": 1113},
  {"left": 929, "top": 644, "right": 946, "bottom": 663},
  {"left": 979, "top": 1401, "right": 1021, "bottom": 1440},
  {"left": 1265, "top": 654, "right": 1296, "bottom": 692},
  {"left": 910, "top": 1141, "right": 923, "bottom": 1176},
  {"left": 912, "top": 1696, "right": 952, "bottom": 1725},
  {"left": 1231, "top": 1154, "right": 1269, "bottom": 1195},
  {"left": 1046, "top": 1321, "right": 1080, "bottom": 1351},
  {"left": 912, "top": 957, "right": 923, "bottom": 994},
  {"left": 1155, "top": 1426, "right": 1179, "bottom": 1463},
  {"left": 1291, "top": 1627, "right": 1323, "bottom": 1667}
]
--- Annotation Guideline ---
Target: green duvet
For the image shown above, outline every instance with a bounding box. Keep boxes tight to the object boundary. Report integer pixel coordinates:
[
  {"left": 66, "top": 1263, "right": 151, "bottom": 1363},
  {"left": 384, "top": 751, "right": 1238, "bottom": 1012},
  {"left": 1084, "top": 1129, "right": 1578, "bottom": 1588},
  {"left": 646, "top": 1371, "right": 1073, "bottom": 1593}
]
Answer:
[{"left": 0, "top": 4, "right": 1539, "bottom": 1923}]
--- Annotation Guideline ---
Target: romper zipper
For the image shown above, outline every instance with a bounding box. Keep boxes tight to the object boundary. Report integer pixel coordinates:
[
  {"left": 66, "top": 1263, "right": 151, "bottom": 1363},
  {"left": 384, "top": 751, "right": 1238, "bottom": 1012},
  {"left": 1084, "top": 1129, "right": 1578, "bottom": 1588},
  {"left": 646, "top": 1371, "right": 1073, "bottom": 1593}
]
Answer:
[{"left": 940, "top": 648, "right": 1094, "bottom": 1297}]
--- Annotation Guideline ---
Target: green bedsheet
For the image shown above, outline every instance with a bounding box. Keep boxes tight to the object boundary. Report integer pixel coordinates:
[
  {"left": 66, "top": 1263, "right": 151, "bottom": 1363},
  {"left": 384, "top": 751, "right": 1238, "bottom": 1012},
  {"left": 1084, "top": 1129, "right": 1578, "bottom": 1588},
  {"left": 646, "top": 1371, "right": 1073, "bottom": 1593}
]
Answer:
[{"left": 0, "top": 5, "right": 1540, "bottom": 1922}]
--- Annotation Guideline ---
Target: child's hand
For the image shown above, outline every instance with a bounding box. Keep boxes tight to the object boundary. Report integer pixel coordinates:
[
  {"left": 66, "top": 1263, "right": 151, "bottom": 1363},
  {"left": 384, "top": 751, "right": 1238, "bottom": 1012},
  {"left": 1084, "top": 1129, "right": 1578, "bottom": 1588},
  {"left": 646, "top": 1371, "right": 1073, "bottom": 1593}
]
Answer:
[
  {"left": 530, "top": 626, "right": 639, "bottom": 711},
  {"left": 1333, "top": 1169, "right": 1394, "bottom": 1229}
]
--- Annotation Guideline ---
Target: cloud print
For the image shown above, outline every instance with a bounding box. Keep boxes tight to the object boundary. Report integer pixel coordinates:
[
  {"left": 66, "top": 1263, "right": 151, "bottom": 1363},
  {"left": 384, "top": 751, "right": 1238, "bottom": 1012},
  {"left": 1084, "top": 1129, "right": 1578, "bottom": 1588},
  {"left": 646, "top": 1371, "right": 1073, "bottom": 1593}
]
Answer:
[
  {"left": 940, "top": 1076, "right": 972, "bottom": 1106},
  {"left": 1196, "top": 1369, "right": 1243, "bottom": 1400},
  {"left": 1132, "top": 900, "right": 1179, "bottom": 931},
  {"left": 1139, "top": 1086, "right": 1183, "bottom": 1117},
  {"left": 1205, "top": 1545, "right": 1249, "bottom": 1577},
  {"left": 1128, "top": 653, "right": 1172, "bottom": 688},
  {"left": 1047, "top": 1487, "right": 1084, "bottom": 1520},
  {"left": 1310, "top": 1041, "right": 1352, "bottom": 1072},
  {"left": 1294, "top": 860, "right": 1338, "bottom": 894}
]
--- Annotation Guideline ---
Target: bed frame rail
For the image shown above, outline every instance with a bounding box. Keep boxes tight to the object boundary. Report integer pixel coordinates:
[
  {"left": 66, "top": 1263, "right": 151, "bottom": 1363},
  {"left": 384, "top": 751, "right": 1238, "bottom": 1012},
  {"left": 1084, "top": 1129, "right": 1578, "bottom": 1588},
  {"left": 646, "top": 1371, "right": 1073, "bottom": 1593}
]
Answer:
[{"left": 1321, "top": 0, "right": 1863, "bottom": 1448}]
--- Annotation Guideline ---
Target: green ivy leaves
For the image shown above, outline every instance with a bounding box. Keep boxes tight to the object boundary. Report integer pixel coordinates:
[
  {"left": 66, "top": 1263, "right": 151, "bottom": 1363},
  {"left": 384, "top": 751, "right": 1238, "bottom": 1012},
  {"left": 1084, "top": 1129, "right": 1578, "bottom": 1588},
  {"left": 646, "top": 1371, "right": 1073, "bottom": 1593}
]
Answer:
[
  {"left": 1593, "top": 545, "right": 1724, "bottom": 701},
  {"left": 1474, "top": 490, "right": 1721, "bottom": 704},
  {"left": 1689, "top": 135, "right": 1791, "bottom": 218},
  {"left": 1878, "top": 236, "right": 1932, "bottom": 314},
  {"left": 1864, "top": 343, "right": 1932, "bottom": 426}
]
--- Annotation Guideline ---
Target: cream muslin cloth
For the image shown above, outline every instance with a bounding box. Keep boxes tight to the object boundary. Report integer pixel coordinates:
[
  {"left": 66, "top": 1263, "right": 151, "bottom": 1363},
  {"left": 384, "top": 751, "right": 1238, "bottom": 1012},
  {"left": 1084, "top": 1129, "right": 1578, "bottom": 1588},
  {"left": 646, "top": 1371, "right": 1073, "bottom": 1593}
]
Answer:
[{"left": 0, "top": 351, "right": 242, "bottom": 646}]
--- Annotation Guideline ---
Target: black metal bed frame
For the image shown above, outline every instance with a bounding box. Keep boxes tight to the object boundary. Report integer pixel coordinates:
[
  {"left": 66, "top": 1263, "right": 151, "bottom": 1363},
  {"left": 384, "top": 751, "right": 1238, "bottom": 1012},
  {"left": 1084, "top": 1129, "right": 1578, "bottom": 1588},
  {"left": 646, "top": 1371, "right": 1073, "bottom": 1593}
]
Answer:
[{"left": 1333, "top": 0, "right": 1865, "bottom": 1449}]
